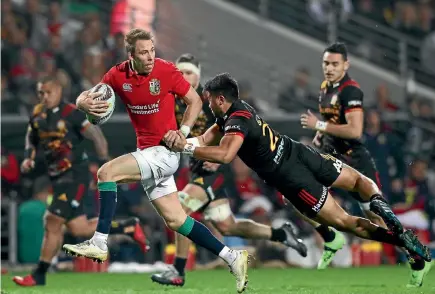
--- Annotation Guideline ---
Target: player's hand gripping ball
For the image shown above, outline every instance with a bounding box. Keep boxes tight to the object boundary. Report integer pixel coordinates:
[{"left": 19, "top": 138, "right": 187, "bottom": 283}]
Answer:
[{"left": 78, "top": 83, "right": 116, "bottom": 125}]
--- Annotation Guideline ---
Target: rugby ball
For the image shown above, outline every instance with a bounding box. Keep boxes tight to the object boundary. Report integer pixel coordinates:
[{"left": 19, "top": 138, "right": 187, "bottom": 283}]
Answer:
[{"left": 86, "top": 83, "right": 116, "bottom": 125}]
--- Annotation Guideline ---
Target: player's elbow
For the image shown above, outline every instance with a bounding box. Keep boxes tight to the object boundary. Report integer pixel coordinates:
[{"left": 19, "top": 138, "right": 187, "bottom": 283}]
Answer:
[
  {"left": 348, "top": 126, "right": 362, "bottom": 139},
  {"left": 221, "top": 152, "right": 234, "bottom": 164},
  {"left": 351, "top": 128, "right": 363, "bottom": 139}
]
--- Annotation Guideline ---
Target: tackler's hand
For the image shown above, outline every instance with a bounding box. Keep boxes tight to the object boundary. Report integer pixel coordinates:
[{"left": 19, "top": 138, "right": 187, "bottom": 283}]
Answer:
[
  {"left": 163, "top": 130, "right": 179, "bottom": 149},
  {"left": 300, "top": 109, "right": 319, "bottom": 130},
  {"left": 171, "top": 130, "right": 187, "bottom": 152}
]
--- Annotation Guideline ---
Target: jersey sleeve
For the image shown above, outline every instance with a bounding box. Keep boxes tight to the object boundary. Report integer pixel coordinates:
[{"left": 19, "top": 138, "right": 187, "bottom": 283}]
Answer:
[
  {"left": 224, "top": 116, "right": 250, "bottom": 139},
  {"left": 169, "top": 62, "right": 191, "bottom": 97},
  {"left": 341, "top": 86, "right": 363, "bottom": 113},
  {"left": 67, "top": 107, "right": 91, "bottom": 135},
  {"left": 100, "top": 67, "right": 115, "bottom": 88},
  {"left": 27, "top": 121, "right": 39, "bottom": 146}
]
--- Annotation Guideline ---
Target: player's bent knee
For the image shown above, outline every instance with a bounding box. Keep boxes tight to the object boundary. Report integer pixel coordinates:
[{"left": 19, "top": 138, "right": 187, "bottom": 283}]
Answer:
[
  {"left": 178, "top": 191, "right": 205, "bottom": 214},
  {"left": 165, "top": 215, "right": 188, "bottom": 231},
  {"left": 203, "top": 202, "right": 232, "bottom": 223},
  {"left": 97, "top": 162, "right": 116, "bottom": 182}
]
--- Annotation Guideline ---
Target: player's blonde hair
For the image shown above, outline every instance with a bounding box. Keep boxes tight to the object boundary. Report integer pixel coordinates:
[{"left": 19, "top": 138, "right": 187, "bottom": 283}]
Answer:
[{"left": 125, "top": 28, "right": 154, "bottom": 55}]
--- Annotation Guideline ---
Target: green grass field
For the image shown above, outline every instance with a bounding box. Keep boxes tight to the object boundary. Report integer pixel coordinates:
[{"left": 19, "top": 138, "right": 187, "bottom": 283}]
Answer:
[{"left": 2, "top": 266, "right": 435, "bottom": 294}]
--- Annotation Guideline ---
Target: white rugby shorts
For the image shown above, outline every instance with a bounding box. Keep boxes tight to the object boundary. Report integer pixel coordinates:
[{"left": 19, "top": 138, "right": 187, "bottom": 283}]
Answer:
[{"left": 131, "top": 146, "right": 180, "bottom": 201}]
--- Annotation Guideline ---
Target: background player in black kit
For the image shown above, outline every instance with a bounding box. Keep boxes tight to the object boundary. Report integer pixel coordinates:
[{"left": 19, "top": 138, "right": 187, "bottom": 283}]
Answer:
[
  {"left": 152, "top": 54, "right": 306, "bottom": 287},
  {"left": 13, "top": 76, "right": 148, "bottom": 287},
  {"left": 163, "top": 73, "right": 431, "bottom": 281},
  {"left": 300, "top": 43, "right": 432, "bottom": 287}
]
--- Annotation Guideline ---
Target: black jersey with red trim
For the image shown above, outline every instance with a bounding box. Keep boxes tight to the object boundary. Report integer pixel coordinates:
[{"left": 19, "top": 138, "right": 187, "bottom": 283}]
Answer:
[
  {"left": 28, "top": 102, "right": 90, "bottom": 178},
  {"left": 216, "top": 100, "right": 291, "bottom": 181},
  {"left": 318, "top": 74, "right": 365, "bottom": 155}
]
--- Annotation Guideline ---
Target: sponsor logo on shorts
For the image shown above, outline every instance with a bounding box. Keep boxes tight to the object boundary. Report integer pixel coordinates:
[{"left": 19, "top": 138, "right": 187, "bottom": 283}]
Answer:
[
  {"left": 193, "top": 177, "right": 204, "bottom": 185},
  {"left": 348, "top": 100, "right": 362, "bottom": 106},
  {"left": 58, "top": 193, "right": 67, "bottom": 201},
  {"left": 273, "top": 139, "right": 284, "bottom": 164},
  {"left": 71, "top": 200, "right": 80, "bottom": 208},
  {"left": 312, "top": 186, "right": 328, "bottom": 213}
]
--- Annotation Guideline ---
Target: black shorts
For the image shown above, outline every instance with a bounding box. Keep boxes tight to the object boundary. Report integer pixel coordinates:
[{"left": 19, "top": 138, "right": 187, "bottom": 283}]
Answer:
[
  {"left": 272, "top": 141, "right": 342, "bottom": 217},
  {"left": 48, "top": 168, "right": 90, "bottom": 221},
  {"left": 326, "top": 146, "right": 380, "bottom": 203},
  {"left": 190, "top": 168, "right": 228, "bottom": 210}
]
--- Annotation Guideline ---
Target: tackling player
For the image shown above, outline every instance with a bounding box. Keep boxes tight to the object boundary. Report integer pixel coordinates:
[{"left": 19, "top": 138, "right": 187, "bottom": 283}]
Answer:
[
  {"left": 300, "top": 42, "right": 432, "bottom": 287},
  {"left": 13, "top": 76, "right": 148, "bottom": 287},
  {"left": 164, "top": 73, "right": 432, "bottom": 276},
  {"left": 62, "top": 29, "right": 250, "bottom": 293},
  {"left": 151, "top": 54, "right": 306, "bottom": 287}
]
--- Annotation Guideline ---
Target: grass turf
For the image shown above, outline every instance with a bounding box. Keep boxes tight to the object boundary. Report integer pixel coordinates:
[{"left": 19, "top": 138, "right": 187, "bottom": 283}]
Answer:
[{"left": 2, "top": 266, "right": 435, "bottom": 294}]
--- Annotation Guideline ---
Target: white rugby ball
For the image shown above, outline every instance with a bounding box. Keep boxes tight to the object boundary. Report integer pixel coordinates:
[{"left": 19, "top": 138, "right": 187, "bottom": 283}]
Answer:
[{"left": 86, "top": 83, "right": 116, "bottom": 125}]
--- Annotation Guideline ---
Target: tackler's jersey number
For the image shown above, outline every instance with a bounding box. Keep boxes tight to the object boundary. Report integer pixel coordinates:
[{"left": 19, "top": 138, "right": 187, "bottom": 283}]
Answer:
[
  {"left": 218, "top": 100, "right": 287, "bottom": 177},
  {"left": 261, "top": 119, "right": 279, "bottom": 152}
]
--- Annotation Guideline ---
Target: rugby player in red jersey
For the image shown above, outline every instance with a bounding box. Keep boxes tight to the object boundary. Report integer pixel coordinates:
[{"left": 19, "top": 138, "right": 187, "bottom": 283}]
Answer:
[{"left": 62, "top": 29, "right": 250, "bottom": 293}]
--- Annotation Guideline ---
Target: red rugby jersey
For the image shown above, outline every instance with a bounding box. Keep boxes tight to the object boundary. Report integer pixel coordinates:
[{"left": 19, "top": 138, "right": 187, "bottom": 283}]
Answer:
[{"left": 101, "top": 58, "right": 190, "bottom": 149}]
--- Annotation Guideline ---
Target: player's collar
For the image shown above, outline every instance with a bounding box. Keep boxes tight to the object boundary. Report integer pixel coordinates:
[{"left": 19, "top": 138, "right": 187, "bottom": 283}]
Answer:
[
  {"left": 222, "top": 100, "right": 242, "bottom": 121},
  {"left": 330, "top": 73, "right": 350, "bottom": 88}
]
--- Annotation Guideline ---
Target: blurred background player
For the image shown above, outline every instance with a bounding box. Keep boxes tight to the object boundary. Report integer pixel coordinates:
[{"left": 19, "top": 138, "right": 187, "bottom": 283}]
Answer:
[
  {"left": 13, "top": 76, "right": 148, "bottom": 287},
  {"left": 62, "top": 29, "right": 250, "bottom": 293},
  {"left": 151, "top": 53, "right": 306, "bottom": 287},
  {"left": 300, "top": 42, "right": 432, "bottom": 287}
]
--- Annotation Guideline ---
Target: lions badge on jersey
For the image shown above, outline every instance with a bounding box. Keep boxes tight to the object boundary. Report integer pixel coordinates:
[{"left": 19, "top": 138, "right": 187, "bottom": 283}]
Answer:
[{"left": 149, "top": 79, "right": 160, "bottom": 95}]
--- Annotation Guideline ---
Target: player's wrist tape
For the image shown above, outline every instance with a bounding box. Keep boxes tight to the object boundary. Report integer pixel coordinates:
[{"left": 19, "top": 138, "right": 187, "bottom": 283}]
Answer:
[
  {"left": 180, "top": 125, "right": 191, "bottom": 138},
  {"left": 182, "top": 138, "right": 200, "bottom": 155},
  {"left": 315, "top": 121, "right": 328, "bottom": 131},
  {"left": 24, "top": 148, "right": 34, "bottom": 159}
]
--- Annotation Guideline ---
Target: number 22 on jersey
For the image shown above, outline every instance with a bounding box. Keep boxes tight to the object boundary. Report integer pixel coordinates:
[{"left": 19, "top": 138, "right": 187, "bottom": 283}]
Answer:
[{"left": 260, "top": 120, "right": 279, "bottom": 152}]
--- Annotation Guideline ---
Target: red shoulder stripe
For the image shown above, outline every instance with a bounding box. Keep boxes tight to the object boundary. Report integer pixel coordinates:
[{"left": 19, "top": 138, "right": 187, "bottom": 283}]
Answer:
[
  {"left": 225, "top": 132, "right": 245, "bottom": 139},
  {"left": 338, "top": 80, "right": 360, "bottom": 91},
  {"left": 61, "top": 104, "right": 77, "bottom": 118},
  {"left": 229, "top": 110, "right": 252, "bottom": 119}
]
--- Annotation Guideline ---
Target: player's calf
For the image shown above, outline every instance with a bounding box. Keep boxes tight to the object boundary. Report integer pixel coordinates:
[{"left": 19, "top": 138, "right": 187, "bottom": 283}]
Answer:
[
  {"left": 13, "top": 213, "right": 64, "bottom": 287},
  {"left": 332, "top": 166, "right": 403, "bottom": 234}
]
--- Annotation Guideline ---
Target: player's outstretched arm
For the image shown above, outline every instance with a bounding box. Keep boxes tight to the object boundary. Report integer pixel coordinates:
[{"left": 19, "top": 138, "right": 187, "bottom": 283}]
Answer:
[
  {"left": 81, "top": 124, "right": 110, "bottom": 162},
  {"left": 198, "top": 124, "right": 223, "bottom": 146},
  {"left": 178, "top": 87, "right": 203, "bottom": 137},
  {"left": 167, "top": 131, "right": 243, "bottom": 164},
  {"left": 301, "top": 86, "right": 364, "bottom": 139},
  {"left": 301, "top": 109, "right": 363, "bottom": 139},
  {"left": 21, "top": 124, "right": 37, "bottom": 173}
]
